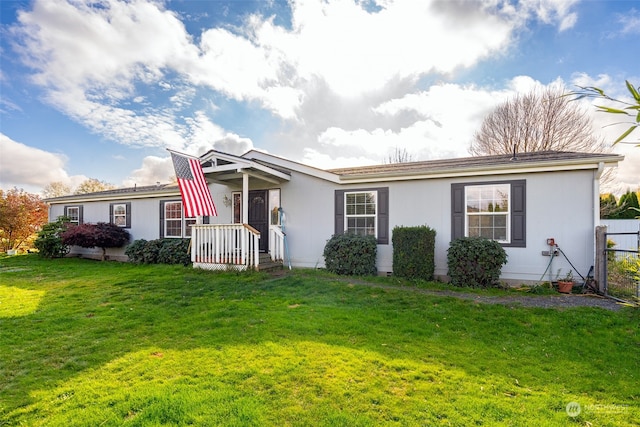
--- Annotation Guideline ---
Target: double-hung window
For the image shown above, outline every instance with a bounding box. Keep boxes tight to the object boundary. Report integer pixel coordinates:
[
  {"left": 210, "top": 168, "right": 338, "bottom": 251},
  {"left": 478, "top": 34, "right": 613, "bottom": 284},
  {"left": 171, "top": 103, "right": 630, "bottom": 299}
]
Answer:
[
  {"left": 334, "top": 187, "right": 389, "bottom": 244},
  {"left": 465, "top": 184, "right": 510, "bottom": 242},
  {"left": 345, "top": 191, "right": 377, "bottom": 237},
  {"left": 110, "top": 202, "right": 131, "bottom": 228},
  {"left": 161, "top": 201, "right": 196, "bottom": 238},
  {"left": 64, "top": 206, "right": 83, "bottom": 225},
  {"left": 451, "top": 180, "right": 526, "bottom": 247}
]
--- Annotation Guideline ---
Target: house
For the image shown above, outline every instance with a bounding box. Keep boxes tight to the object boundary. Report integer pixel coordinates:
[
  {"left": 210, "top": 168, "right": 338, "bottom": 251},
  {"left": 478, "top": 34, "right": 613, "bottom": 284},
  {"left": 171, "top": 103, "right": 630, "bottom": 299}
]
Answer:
[{"left": 46, "top": 150, "right": 623, "bottom": 285}]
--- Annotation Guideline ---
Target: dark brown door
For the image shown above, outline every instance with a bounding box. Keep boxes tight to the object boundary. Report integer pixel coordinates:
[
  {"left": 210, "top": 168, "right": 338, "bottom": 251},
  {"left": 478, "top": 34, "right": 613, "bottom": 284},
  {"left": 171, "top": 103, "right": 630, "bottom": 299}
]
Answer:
[{"left": 248, "top": 190, "right": 268, "bottom": 252}]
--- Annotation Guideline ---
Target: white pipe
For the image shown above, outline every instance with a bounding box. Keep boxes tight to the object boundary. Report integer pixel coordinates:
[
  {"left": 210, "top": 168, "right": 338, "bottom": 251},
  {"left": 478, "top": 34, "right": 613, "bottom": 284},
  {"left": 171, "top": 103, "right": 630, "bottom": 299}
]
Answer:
[{"left": 593, "top": 162, "right": 604, "bottom": 268}]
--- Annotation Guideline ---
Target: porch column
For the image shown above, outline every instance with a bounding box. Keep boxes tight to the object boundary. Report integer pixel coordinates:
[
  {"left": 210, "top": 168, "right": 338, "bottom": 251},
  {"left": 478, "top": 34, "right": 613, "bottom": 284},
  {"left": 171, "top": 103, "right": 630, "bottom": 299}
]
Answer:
[{"left": 242, "top": 171, "right": 249, "bottom": 224}]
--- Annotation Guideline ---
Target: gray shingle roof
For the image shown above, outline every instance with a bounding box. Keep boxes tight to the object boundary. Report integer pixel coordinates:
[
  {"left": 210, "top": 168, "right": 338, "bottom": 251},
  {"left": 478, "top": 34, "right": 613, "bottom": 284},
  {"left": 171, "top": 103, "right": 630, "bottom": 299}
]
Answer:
[
  {"left": 45, "top": 183, "right": 179, "bottom": 203},
  {"left": 328, "top": 151, "right": 622, "bottom": 177}
]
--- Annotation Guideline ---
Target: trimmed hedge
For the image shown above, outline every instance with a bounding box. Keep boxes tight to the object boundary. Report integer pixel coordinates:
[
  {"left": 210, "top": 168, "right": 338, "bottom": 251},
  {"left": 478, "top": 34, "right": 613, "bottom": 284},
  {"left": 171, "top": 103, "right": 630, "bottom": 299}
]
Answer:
[
  {"left": 323, "top": 233, "right": 377, "bottom": 276},
  {"left": 447, "top": 237, "right": 507, "bottom": 288},
  {"left": 125, "top": 238, "right": 191, "bottom": 266},
  {"left": 392, "top": 225, "right": 436, "bottom": 280}
]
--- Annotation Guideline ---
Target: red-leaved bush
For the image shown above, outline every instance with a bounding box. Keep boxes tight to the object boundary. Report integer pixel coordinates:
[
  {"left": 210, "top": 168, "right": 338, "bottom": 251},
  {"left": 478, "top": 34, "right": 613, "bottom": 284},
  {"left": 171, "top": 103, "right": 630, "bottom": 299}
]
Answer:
[{"left": 61, "top": 222, "right": 130, "bottom": 260}]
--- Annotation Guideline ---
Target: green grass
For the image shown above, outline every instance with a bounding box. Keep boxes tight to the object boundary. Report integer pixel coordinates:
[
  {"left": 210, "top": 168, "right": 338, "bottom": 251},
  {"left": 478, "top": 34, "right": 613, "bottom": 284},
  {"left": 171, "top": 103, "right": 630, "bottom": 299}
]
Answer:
[{"left": 1, "top": 255, "right": 638, "bottom": 426}]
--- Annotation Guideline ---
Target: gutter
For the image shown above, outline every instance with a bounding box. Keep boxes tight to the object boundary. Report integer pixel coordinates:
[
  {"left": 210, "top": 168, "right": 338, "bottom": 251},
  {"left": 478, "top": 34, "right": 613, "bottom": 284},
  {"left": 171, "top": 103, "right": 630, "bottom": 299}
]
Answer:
[
  {"left": 336, "top": 155, "right": 623, "bottom": 183},
  {"left": 45, "top": 188, "right": 181, "bottom": 204}
]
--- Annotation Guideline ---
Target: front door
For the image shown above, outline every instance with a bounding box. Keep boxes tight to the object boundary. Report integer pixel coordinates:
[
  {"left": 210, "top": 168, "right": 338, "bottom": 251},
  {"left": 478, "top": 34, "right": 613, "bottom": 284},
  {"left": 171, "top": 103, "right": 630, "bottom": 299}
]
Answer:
[{"left": 248, "top": 190, "right": 268, "bottom": 252}]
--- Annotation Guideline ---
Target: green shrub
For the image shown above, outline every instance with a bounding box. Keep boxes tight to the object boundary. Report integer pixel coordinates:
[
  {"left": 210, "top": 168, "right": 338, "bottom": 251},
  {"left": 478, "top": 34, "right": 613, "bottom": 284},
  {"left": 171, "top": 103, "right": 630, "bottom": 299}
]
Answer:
[
  {"left": 323, "top": 233, "right": 377, "bottom": 276},
  {"left": 125, "top": 238, "right": 191, "bottom": 265},
  {"left": 447, "top": 237, "right": 507, "bottom": 288},
  {"left": 34, "top": 217, "right": 70, "bottom": 258},
  {"left": 158, "top": 239, "right": 191, "bottom": 266},
  {"left": 124, "top": 239, "right": 149, "bottom": 263},
  {"left": 392, "top": 225, "right": 436, "bottom": 280}
]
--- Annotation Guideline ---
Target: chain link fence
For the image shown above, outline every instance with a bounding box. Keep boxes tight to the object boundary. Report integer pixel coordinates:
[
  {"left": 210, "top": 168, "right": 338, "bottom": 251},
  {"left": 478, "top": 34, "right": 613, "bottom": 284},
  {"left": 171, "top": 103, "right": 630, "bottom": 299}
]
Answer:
[{"left": 604, "top": 230, "right": 639, "bottom": 302}]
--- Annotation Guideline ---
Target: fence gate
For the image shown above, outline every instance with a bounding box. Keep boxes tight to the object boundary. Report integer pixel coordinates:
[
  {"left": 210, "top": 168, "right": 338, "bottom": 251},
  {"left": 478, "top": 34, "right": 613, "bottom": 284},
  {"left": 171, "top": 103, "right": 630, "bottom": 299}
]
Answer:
[{"left": 602, "top": 228, "right": 639, "bottom": 302}]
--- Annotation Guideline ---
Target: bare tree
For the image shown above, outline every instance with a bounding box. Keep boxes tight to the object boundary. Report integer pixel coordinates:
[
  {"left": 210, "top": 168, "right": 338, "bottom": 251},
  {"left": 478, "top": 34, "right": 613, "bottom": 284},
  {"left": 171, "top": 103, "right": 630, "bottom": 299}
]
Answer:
[
  {"left": 384, "top": 146, "right": 413, "bottom": 164},
  {"left": 470, "top": 85, "right": 609, "bottom": 156}
]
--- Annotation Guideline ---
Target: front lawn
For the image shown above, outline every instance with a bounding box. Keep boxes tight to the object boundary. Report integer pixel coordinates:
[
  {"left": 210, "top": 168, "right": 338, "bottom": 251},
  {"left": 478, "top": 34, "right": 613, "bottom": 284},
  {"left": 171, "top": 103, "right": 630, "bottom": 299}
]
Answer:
[{"left": 1, "top": 256, "right": 638, "bottom": 426}]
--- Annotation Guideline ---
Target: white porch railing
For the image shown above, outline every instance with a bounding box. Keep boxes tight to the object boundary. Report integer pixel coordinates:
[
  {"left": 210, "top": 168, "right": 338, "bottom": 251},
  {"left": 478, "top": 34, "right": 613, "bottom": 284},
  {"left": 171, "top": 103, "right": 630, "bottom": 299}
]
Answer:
[
  {"left": 191, "top": 224, "right": 260, "bottom": 271},
  {"left": 269, "top": 225, "right": 285, "bottom": 262}
]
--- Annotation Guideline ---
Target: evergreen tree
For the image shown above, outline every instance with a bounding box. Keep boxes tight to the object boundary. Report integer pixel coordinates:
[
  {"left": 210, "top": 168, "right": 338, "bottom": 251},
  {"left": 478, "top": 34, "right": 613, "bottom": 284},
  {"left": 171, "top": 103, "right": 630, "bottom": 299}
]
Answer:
[{"left": 617, "top": 190, "right": 640, "bottom": 219}]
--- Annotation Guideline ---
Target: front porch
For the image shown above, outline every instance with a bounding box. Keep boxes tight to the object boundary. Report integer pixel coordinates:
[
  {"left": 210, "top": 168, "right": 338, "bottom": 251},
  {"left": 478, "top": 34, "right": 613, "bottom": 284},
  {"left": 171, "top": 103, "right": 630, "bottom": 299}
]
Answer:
[
  {"left": 190, "top": 150, "right": 291, "bottom": 271},
  {"left": 191, "top": 222, "right": 286, "bottom": 272}
]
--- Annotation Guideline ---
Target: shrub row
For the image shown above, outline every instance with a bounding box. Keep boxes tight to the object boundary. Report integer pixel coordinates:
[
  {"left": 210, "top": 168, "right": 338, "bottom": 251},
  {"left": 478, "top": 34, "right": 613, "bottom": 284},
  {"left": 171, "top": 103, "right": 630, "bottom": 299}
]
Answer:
[
  {"left": 125, "top": 238, "right": 191, "bottom": 266},
  {"left": 322, "top": 227, "right": 507, "bottom": 288}
]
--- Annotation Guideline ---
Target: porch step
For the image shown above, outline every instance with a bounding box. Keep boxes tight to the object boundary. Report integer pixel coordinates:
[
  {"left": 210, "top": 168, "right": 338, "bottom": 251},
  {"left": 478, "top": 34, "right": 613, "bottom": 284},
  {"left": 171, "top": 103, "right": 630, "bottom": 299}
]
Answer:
[{"left": 258, "top": 253, "right": 283, "bottom": 273}]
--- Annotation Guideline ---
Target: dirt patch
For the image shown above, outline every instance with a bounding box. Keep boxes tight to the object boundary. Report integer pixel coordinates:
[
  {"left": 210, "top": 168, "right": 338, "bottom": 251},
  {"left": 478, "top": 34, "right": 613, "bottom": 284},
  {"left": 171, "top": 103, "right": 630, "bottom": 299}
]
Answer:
[
  {"left": 270, "top": 271, "right": 632, "bottom": 311},
  {"left": 426, "top": 290, "right": 625, "bottom": 311}
]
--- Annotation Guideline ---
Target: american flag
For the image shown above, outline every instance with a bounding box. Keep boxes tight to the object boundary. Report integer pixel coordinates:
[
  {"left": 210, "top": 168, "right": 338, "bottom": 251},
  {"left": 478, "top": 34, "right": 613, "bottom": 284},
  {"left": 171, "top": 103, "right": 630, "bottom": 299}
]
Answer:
[{"left": 170, "top": 151, "right": 217, "bottom": 217}]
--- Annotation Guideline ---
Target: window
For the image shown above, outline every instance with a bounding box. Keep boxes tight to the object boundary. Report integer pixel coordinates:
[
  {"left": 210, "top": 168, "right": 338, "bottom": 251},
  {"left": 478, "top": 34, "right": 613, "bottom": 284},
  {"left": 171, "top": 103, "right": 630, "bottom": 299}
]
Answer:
[
  {"left": 160, "top": 201, "right": 196, "bottom": 238},
  {"left": 64, "top": 206, "right": 83, "bottom": 225},
  {"left": 110, "top": 202, "right": 131, "bottom": 228},
  {"left": 334, "top": 187, "right": 389, "bottom": 244},
  {"left": 466, "top": 184, "right": 510, "bottom": 242},
  {"left": 345, "top": 191, "right": 377, "bottom": 237},
  {"left": 451, "top": 180, "right": 526, "bottom": 247},
  {"left": 269, "top": 189, "right": 281, "bottom": 226},
  {"left": 232, "top": 192, "right": 241, "bottom": 224}
]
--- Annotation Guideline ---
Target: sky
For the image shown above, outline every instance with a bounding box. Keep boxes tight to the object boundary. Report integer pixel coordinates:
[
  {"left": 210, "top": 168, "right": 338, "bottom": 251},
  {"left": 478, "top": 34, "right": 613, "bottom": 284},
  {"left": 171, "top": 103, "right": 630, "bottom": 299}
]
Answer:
[{"left": 1, "top": 0, "right": 639, "bottom": 196}]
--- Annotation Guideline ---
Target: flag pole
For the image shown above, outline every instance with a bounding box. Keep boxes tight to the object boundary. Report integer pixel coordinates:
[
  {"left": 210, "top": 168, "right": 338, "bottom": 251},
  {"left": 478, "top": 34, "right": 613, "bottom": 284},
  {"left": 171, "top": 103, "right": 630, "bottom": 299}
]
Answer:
[{"left": 166, "top": 148, "right": 200, "bottom": 160}]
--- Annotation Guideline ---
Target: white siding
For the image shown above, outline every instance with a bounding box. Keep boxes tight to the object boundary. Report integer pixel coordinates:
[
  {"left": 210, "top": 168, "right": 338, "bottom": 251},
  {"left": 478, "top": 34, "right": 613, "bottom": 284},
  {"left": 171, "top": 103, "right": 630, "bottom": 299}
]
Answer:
[
  {"left": 232, "top": 167, "right": 599, "bottom": 285},
  {"left": 49, "top": 196, "right": 179, "bottom": 261}
]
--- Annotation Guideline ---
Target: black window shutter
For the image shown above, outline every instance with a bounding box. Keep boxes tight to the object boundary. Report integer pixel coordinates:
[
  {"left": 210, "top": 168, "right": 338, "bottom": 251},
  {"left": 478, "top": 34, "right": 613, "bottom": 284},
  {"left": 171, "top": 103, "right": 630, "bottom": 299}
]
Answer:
[
  {"left": 451, "top": 183, "right": 465, "bottom": 240},
  {"left": 377, "top": 187, "right": 389, "bottom": 245},
  {"left": 334, "top": 190, "right": 345, "bottom": 236},
  {"left": 78, "top": 206, "right": 84, "bottom": 224},
  {"left": 510, "top": 180, "right": 526, "bottom": 247},
  {"left": 159, "top": 201, "right": 165, "bottom": 238},
  {"left": 125, "top": 202, "right": 132, "bottom": 228},
  {"left": 109, "top": 203, "right": 114, "bottom": 224},
  {"left": 203, "top": 216, "right": 210, "bottom": 225}
]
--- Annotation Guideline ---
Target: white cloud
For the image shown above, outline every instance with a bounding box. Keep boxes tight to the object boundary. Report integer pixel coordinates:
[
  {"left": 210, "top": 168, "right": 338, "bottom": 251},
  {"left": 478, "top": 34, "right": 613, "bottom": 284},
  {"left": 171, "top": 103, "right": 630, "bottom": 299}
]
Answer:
[
  {"left": 11, "top": 0, "right": 582, "bottom": 145},
  {"left": 15, "top": 0, "right": 620, "bottom": 192},
  {"left": 510, "top": 0, "right": 580, "bottom": 30},
  {"left": 182, "top": 111, "right": 254, "bottom": 156},
  {"left": 122, "top": 155, "right": 173, "bottom": 188},
  {"left": 11, "top": 0, "right": 233, "bottom": 153},
  {"left": 0, "top": 133, "right": 87, "bottom": 193},
  {"left": 250, "top": 0, "right": 515, "bottom": 98},
  {"left": 618, "top": 8, "right": 640, "bottom": 35},
  {"left": 340, "top": 81, "right": 516, "bottom": 160}
]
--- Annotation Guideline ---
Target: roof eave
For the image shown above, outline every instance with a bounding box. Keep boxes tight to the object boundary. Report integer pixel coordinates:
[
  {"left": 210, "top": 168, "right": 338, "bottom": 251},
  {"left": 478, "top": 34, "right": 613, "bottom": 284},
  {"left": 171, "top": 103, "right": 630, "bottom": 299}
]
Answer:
[
  {"left": 45, "top": 188, "right": 181, "bottom": 204},
  {"left": 337, "top": 155, "right": 624, "bottom": 183}
]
